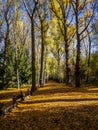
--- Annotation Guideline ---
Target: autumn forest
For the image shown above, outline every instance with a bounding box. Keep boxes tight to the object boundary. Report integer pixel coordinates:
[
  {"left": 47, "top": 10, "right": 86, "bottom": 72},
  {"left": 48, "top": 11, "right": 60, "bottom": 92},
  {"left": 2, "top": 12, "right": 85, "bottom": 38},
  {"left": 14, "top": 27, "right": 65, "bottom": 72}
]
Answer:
[{"left": 0, "top": 0, "right": 98, "bottom": 129}]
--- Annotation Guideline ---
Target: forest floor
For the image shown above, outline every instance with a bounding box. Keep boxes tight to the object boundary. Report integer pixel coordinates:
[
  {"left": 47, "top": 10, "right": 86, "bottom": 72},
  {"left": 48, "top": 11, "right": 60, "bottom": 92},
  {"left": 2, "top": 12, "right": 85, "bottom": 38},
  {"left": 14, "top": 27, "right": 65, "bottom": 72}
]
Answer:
[{"left": 0, "top": 81, "right": 98, "bottom": 130}]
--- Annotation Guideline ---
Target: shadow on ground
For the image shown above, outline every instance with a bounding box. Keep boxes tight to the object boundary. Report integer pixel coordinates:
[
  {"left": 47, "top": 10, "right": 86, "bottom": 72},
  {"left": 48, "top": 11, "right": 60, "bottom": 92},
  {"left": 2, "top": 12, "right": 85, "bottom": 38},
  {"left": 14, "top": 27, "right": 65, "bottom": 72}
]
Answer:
[
  {"left": 37, "top": 82, "right": 98, "bottom": 96},
  {"left": 21, "top": 98, "right": 98, "bottom": 105},
  {"left": 0, "top": 105, "right": 98, "bottom": 130},
  {"left": 1, "top": 81, "right": 98, "bottom": 130}
]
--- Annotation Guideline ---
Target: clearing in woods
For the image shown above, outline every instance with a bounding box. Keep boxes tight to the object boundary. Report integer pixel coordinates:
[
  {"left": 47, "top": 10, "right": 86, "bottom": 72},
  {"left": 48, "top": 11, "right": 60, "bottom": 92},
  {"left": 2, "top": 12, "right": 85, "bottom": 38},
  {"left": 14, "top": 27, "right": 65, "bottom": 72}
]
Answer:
[{"left": 0, "top": 81, "right": 98, "bottom": 130}]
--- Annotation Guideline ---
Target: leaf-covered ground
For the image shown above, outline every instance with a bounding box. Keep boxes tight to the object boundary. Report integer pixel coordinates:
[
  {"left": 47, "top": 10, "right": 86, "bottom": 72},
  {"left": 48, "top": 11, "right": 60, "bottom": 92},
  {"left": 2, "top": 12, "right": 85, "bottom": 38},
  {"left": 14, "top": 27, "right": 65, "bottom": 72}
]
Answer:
[
  {"left": 0, "top": 81, "right": 98, "bottom": 130},
  {"left": 0, "top": 88, "right": 28, "bottom": 109}
]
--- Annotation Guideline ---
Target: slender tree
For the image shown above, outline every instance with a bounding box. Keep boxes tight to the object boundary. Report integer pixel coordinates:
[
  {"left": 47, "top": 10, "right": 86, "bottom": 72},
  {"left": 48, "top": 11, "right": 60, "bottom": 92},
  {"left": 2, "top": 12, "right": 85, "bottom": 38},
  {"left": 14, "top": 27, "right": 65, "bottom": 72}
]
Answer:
[
  {"left": 13, "top": 0, "right": 20, "bottom": 89},
  {"left": 23, "top": 0, "right": 38, "bottom": 93},
  {"left": 37, "top": 0, "right": 49, "bottom": 86}
]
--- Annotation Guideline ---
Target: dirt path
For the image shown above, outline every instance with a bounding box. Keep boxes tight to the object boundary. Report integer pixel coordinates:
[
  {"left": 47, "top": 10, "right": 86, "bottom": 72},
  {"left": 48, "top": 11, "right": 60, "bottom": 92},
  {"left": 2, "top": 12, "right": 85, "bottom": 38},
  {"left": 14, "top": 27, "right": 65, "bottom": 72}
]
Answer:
[{"left": 0, "top": 81, "right": 98, "bottom": 130}]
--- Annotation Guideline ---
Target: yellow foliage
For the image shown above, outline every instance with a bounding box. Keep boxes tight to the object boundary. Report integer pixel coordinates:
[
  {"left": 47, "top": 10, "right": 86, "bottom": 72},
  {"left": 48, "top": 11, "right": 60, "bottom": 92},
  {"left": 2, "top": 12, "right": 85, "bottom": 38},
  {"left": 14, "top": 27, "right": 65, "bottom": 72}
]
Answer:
[
  {"left": 16, "top": 20, "right": 24, "bottom": 30},
  {"left": 49, "top": 0, "right": 63, "bottom": 20},
  {"left": 67, "top": 25, "right": 75, "bottom": 40},
  {"left": 86, "top": 0, "right": 92, "bottom": 4},
  {"left": 84, "top": 9, "right": 92, "bottom": 17}
]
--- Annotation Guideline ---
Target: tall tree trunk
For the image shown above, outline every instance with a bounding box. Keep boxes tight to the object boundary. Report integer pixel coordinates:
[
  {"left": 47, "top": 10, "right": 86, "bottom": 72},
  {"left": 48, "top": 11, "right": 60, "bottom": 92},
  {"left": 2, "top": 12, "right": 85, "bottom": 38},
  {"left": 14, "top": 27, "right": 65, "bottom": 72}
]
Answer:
[
  {"left": 13, "top": 3, "right": 20, "bottom": 89},
  {"left": 13, "top": 26, "right": 20, "bottom": 89},
  {"left": 86, "top": 30, "right": 91, "bottom": 82},
  {"left": 16, "top": 45, "right": 20, "bottom": 89},
  {"left": 22, "top": 0, "right": 38, "bottom": 93},
  {"left": 31, "top": 19, "right": 36, "bottom": 93},
  {"left": 44, "top": 45, "right": 48, "bottom": 83},
  {"left": 43, "top": 57, "right": 46, "bottom": 85},
  {"left": 57, "top": 48, "right": 60, "bottom": 81},
  {"left": 39, "top": 24, "right": 45, "bottom": 87},
  {"left": 3, "top": 38, "right": 7, "bottom": 86},
  {"left": 75, "top": 0, "right": 81, "bottom": 88},
  {"left": 64, "top": 27, "right": 70, "bottom": 85},
  {"left": 65, "top": 43, "right": 70, "bottom": 85},
  {"left": 4, "top": 21, "right": 9, "bottom": 86},
  {"left": 37, "top": 44, "right": 39, "bottom": 85},
  {"left": 43, "top": 45, "right": 47, "bottom": 85}
]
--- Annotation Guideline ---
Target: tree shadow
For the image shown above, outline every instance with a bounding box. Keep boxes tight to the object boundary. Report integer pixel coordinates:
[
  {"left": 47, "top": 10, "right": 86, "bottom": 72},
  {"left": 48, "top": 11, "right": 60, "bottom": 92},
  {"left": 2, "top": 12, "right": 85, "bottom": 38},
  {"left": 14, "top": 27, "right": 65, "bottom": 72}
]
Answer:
[
  {"left": 0, "top": 91, "right": 18, "bottom": 100},
  {"left": 0, "top": 89, "right": 28, "bottom": 100},
  {"left": 37, "top": 86, "right": 98, "bottom": 96},
  {"left": 21, "top": 98, "right": 98, "bottom": 105},
  {"left": 0, "top": 105, "right": 98, "bottom": 130}
]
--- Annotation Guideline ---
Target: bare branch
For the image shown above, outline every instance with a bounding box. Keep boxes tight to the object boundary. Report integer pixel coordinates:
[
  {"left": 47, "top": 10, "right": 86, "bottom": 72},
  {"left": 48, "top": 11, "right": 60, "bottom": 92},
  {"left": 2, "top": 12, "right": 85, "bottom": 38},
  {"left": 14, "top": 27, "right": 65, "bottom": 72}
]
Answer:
[
  {"left": 34, "top": 21, "right": 40, "bottom": 30},
  {"left": 32, "top": 0, "right": 38, "bottom": 18},
  {"left": 22, "top": 0, "right": 31, "bottom": 19},
  {"left": 70, "top": 0, "right": 76, "bottom": 14},
  {"left": 80, "top": 35, "right": 87, "bottom": 41},
  {"left": 68, "top": 30, "right": 76, "bottom": 44},
  {"left": 80, "top": 0, "right": 97, "bottom": 35},
  {"left": 66, "top": 6, "right": 71, "bottom": 19},
  {"left": 67, "top": 16, "right": 73, "bottom": 27}
]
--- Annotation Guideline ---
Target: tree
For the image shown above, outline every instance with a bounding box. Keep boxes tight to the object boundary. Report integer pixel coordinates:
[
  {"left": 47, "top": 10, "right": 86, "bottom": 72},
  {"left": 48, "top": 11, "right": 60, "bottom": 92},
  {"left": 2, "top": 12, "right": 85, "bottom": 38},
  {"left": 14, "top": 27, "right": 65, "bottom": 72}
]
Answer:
[
  {"left": 23, "top": 0, "right": 38, "bottom": 93},
  {"left": 90, "top": 53, "right": 98, "bottom": 82},
  {"left": 37, "top": 0, "right": 49, "bottom": 86},
  {"left": 0, "top": 0, "right": 15, "bottom": 87},
  {"left": 13, "top": 4, "right": 31, "bottom": 89},
  {"left": 13, "top": 0, "right": 21, "bottom": 89},
  {"left": 18, "top": 45, "right": 31, "bottom": 85},
  {"left": 71, "top": 0, "right": 97, "bottom": 87},
  {"left": 50, "top": 19, "right": 64, "bottom": 82},
  {"left": 92, "top": 20, "right": 98, "bottom": 52},
  {"left": 49, "top": 0, "right": 75, "bottom": 85},
  {"left": 0, "top": 1, "right": 3, "bottom": 43}
]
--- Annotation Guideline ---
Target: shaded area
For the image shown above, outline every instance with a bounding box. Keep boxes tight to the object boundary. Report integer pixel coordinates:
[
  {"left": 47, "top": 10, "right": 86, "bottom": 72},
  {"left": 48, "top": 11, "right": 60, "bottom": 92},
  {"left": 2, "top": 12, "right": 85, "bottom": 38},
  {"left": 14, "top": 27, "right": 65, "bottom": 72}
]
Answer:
[
  {"left": 21, "top": 98, "right": 98, "bottom": 105},
  {"left": 36, "top": 81, "right": 98, "bottom": 96},
  {"left": 0, "top": 89, "right": 29, "bottom": 109},
  {"left": 0, "top": 105, "right": 98, "bottom": 130},
  {"left": 0, "top": 91, "right": 16, "bottom": 100},
  {"left": 37, "top": 87, "right": 98, "bottom": 96}
]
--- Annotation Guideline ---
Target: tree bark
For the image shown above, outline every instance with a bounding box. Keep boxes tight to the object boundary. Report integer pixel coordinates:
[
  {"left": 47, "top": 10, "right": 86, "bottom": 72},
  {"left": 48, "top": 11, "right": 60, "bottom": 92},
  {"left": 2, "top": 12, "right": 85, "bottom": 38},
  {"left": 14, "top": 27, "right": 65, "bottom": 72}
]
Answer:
[
  {"left": 14, "top": 2, "right": 20, "bottom": 89},
  {"left": 16, "top": 45, "right": 20, "bottom": 89},
  {"left": 37, "top": 43, "right": 39, "bottom": 85},
  {"left": 39, "top": 24, "right": 45, "bottom": 87},
  {"left": 75, "top": 0, "right": 81, "bottom": 88},
  {"left": 31, "top": 19, "right": 36, "bottom": 93},
  {"left": 86, "top": 30, "right": 91, "bottom": 82},
  {"left": 57, "top": 48, "right": 60, "bottom": 81},
  {"left": 3, "top": 18, "right": 10, "bottom": 86},
  {"left": 64, "top": 27, "right": 70, "bottom": 85}
]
